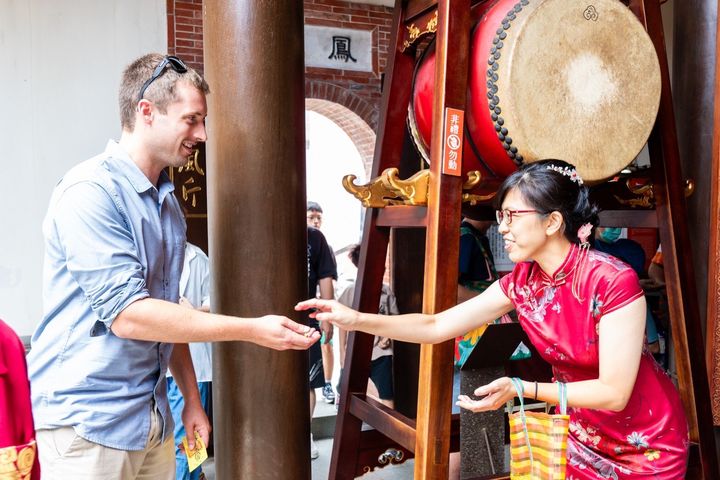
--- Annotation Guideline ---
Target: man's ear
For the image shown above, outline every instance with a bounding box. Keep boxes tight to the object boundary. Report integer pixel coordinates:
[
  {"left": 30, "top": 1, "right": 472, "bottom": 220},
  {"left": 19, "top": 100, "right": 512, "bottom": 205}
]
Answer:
[
  {"left": 137, "top": 99, "right": 154, "bottom": 124},
  {"left": 545, "top": 211, "right": 564, "bottom": 236}
]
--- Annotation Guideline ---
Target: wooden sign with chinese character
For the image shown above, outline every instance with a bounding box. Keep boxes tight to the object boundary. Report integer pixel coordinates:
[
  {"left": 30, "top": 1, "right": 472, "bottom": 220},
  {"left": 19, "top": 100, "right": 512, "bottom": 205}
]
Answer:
[
  {"left": 170, "top": 144, "right": 207, "bottom": 218},
  {"left": 441, "top": 108, "right": 464, "bottom": 176},
  {"left": 169, "top": 144, "right": 209, "bottom": 254}
]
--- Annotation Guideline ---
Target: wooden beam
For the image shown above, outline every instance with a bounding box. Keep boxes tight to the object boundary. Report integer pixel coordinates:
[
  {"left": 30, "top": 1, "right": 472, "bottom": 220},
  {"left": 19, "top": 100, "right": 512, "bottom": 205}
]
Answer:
[
  {"left": 597, "top": 210, "right": 657, "bottom": 228},
  {"left": 348, "top": 395, "right": 417, "bottom": 451},
  {"left": 414, "top": 0, "right": 470, "bottom": 478},
  {"left": 329, "top": 0, "right": 416, "bottom": 477},
  {"left": 377, "top": 205, "right": 428, "bottom": 227},
  {"left": 706, "top": 0, "right": 720, "bottom": 427},
  {"left": 634, "top": 0, "right": 719, "bottom": 477}
]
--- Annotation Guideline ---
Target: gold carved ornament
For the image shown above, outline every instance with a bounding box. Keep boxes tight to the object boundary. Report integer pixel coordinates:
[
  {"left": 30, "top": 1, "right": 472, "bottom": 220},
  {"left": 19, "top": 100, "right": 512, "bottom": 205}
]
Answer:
[
  {"left": 461, "top": 171, "right": 496, "bottom": 204},
  {"left": 342, "top": 168, "right": 490, "bottom": 208},
  {"left": 401, "top": 11, "right": 438, "bottom": 51},
  {"left": 613, "top": 180, "right": 655, "bottom": 208},
  {"left": 613, "top": 177, "right": 694, "bottom": 209}
]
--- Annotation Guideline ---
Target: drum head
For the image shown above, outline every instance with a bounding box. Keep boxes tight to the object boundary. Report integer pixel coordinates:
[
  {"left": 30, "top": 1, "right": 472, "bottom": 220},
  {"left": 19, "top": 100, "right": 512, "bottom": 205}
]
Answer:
[
  {"left": 488, "top": 0, "right": 661, "bottom": 181},
  {"left": 410, "top": 0, "right": 662, "bottom": 184}
]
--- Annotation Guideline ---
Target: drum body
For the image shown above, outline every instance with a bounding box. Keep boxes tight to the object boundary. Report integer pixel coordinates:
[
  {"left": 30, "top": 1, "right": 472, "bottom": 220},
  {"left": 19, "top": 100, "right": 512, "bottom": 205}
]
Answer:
[{"left": 410, "top": 0, "right": 662, "bottom": 183}]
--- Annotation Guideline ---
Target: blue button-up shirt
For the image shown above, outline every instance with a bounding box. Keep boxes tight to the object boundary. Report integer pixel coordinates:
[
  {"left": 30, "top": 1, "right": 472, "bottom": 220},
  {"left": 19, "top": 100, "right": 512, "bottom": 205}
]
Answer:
[{"left": 28, "top": 140, "right": 185, "bottom": 450}]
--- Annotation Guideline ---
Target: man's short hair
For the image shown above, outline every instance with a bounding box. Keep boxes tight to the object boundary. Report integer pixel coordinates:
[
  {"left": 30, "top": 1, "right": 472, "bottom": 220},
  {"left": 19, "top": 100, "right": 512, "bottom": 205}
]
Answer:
[
  {"left": 349, "top": 243, "right": 361, "bottom": 268},
  {"left": 119, "top": 53, "right": 210, "bottom": 132},
  {"left": 307, "top": 201, "right": 323, "bottom": 213}
]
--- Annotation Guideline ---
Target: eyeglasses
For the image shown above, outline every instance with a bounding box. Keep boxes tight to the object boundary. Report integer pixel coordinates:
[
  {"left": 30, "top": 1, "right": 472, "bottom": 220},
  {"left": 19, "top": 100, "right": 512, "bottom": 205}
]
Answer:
[
  {"left": 137, "top": 55, "right": 188, "bottom": 103},
  {"left": 495, "top": 209, "right": 541, "bottom": 225}
]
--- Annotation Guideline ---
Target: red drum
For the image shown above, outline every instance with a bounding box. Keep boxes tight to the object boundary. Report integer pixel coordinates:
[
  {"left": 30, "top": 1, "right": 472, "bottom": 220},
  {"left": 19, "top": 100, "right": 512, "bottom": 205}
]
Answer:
[{"left": 410, "top": 0, "right": 661, "bottom": 183}]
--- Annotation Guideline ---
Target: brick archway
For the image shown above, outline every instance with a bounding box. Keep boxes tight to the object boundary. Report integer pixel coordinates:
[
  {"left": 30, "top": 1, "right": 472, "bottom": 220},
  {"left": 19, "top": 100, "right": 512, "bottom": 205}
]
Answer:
[
  {"left": 305, "top": 97, "right": 376, "bottom": 180},
  {"left": 305, "top": 81, "right": 379, "bottom": 131}
]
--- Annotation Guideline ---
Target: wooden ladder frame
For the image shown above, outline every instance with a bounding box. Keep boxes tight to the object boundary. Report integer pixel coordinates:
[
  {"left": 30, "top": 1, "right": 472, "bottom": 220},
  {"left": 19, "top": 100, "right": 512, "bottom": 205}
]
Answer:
[{"left": 328, "top": 0, "right": 718, "bottom": 478}]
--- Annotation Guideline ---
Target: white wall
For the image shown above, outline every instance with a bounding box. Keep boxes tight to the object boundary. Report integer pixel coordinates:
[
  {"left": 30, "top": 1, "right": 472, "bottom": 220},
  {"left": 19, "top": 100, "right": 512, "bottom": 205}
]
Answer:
[{"left": 0, "top": 0, "right": 166, "bottom": 336}]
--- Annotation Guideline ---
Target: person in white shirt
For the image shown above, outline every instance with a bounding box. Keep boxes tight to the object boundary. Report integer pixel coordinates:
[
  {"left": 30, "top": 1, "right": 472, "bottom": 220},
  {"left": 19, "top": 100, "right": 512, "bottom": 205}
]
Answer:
[
  {"left": 336, "top": 244, "right": 397, "bottom": 408},
  {"left": 167, "top": 242, "right": 211, "bottom": 480}
]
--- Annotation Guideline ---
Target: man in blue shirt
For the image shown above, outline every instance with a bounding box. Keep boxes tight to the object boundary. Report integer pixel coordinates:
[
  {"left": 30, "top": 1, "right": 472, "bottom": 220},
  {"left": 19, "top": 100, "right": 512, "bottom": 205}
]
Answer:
[{"left": 28, "top": 53, "right": 319, "bottom": 480}]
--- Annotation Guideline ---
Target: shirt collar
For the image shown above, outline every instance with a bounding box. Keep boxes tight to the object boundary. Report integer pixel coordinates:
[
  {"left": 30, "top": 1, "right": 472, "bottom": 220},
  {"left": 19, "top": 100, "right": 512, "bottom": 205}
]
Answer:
[
  {"left": 104, "top": 140, "right": 176, "bottom": 198},
  {"left": 184, "top": 245, "right": 197, "bottom": 264}
]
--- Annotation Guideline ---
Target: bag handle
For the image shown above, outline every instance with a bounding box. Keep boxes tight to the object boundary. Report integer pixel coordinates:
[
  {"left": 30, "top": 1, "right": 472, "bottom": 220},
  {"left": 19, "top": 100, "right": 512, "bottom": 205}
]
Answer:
[
  {"left": 507, "top": 377, "right": 525, "bottom": 414},
  {"left": 508, "top": 377, "right": 534, "bottom": 469},
  {"left": 557, "top": 381, "right": 567, "bottom": 415},
  {"left": 507, "top": 379, "right": 567, "bottom": 474},
  {"left": 508, "top": 378, "right": 568, "bottom": 414}
]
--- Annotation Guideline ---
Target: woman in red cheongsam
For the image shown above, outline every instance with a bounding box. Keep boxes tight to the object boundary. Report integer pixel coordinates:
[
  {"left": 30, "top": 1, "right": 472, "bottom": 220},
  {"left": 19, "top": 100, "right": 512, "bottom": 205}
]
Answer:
[
  {"left": 296, "top": 160, "right": 689, "bottom": 479},
  {"left": 0, "top": 318, "right": 39, "bottom": 479}
]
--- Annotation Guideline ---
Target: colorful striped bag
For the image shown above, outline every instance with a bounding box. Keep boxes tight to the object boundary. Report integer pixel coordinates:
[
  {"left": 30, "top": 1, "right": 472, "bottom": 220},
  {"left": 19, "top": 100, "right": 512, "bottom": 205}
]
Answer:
[{"left": 507, "top": 378, "right": 569, "bottom": 479}]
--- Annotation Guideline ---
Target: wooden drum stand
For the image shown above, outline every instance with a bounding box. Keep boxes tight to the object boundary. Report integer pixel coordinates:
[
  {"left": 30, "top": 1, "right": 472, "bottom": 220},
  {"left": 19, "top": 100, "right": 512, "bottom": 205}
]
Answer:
[{"left": 330, "top": 1, "right": 718, "bottom": 478}]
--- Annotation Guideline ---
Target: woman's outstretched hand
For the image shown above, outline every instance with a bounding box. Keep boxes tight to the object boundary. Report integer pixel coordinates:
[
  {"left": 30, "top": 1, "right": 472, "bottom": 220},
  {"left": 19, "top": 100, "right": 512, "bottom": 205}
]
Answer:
[
  {"left": 456, "top": 376, "right": 517, "bottom": 412},
  {"left": 295, "top": 298, "right": 360, "bottom": 330}
]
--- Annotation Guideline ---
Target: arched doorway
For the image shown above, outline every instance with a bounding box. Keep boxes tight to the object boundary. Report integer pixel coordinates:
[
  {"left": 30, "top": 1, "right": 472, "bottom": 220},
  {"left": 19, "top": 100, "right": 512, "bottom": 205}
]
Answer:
[{"left": 305, "top": 99, "right": 375, "bottom": 278}]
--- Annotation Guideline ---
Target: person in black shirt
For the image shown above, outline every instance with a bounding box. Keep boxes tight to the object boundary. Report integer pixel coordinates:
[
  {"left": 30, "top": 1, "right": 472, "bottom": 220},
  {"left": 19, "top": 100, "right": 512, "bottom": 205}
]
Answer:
[
  {"left": 307, "top": 202, "right": 338, "bottom": 405},
  {"left": 306, "top": 226, "right": 336, "bottom": 459}
]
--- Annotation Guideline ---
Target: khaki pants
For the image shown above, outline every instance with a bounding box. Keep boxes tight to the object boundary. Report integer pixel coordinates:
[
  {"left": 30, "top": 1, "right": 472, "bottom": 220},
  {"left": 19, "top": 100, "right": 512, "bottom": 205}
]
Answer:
[{"left": 37, "top": 407, "right": 175, "bottom": 480}]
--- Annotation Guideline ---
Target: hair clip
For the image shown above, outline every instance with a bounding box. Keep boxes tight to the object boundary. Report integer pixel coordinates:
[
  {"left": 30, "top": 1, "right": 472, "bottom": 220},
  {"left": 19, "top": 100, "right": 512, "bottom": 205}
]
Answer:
[
  {"left": 572, "top": 222, "right": 593, "bottom": 302},
  {"left": 546, "top": 164, "right": 583, "bottom": 185},
  {"left": 577, "top": 223, "right": 593, "bottom": 246}
]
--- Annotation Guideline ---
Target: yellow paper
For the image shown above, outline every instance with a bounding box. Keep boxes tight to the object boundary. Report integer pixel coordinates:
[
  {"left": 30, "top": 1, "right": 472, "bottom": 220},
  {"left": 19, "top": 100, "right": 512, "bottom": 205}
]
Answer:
[{"left": 182, "top": 430, "right": 208, "bottom": 472}]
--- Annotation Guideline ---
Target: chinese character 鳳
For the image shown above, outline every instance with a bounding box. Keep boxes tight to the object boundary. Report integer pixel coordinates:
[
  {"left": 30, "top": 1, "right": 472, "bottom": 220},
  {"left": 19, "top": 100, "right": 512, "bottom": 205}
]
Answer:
[{"left": 328, "top": 36, "right": 358, "bottom": 63}]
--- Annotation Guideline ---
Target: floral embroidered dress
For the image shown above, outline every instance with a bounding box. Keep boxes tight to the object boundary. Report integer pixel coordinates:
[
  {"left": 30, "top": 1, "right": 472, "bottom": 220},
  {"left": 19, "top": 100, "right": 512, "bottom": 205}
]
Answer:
[
  {"left": 0, "top": 319, "right": 39, "bottom": 479},
  {"left": 500, "top": 245, "right": 689, "bottom": 479}
]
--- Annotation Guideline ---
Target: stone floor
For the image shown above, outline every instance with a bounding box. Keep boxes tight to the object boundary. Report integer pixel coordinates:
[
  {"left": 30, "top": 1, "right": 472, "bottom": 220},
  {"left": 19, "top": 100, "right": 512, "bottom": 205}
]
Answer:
[
  {"left": 201, "top": 437, "right": 414, "bottom": 480},
  {"left": 311, "top": 437, "right": 415, "bottom": 479},
  {"left": 198, "top": 341, "right": 418, "bottom": 480},
  {"left": 201, "top": 391, "right": 415, "bottom": 479}
]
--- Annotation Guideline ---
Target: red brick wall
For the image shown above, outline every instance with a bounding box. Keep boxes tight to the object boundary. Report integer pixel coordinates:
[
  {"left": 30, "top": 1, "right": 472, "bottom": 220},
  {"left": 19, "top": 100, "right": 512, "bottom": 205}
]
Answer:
[
  {"left": 304, "top": 0, "right": 393, "bottom": 131},
  {"left": 167, "top": 0, "right": 393, "bottom": 131},
  {"left": 166, "top": 0, "right": 204, "bottom": 73}
]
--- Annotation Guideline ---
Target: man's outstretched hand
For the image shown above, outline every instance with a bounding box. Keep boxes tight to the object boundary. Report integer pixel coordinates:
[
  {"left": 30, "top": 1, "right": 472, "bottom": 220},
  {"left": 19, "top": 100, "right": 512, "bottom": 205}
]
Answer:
[{"left": 251, "top": 315, "right": 321, "bottom": 350}]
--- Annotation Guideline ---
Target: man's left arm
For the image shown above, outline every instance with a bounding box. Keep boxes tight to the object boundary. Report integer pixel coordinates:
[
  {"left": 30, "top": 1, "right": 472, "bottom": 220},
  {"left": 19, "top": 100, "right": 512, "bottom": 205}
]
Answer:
[{"left": 168, "top": 344, "right": 210, "bottom": 450}]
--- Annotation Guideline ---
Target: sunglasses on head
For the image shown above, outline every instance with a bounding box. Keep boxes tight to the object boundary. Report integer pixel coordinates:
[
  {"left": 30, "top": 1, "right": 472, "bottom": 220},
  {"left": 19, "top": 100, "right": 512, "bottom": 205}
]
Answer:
[{"left": 137, "top": 55, "right": 188, "bottom": 103}]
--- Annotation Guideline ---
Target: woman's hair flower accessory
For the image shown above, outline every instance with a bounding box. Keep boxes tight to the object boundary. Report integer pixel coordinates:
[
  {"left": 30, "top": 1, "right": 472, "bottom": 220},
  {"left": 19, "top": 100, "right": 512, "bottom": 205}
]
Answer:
[
  {"left": 572, "top": 222, "right": 594, "bottom": 302},
  {"left": 577, "top": 223, "right": 593, "bottom": 245},
  {"left": 546, "top": 164, "right": 583, "bottom": 185}
]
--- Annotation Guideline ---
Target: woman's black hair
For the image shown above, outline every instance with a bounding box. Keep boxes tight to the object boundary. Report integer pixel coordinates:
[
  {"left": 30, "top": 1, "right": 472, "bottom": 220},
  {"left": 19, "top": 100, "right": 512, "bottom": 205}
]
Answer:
[{"left": 493, "top": 160, "right": 599, "bottom": 244}]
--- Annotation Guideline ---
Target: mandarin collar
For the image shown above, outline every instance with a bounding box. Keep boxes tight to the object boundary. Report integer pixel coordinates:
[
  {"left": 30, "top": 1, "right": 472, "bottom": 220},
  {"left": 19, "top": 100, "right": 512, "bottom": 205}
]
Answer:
[{"left": 535, "top": 243, "right": 579, "bottom": 288}]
